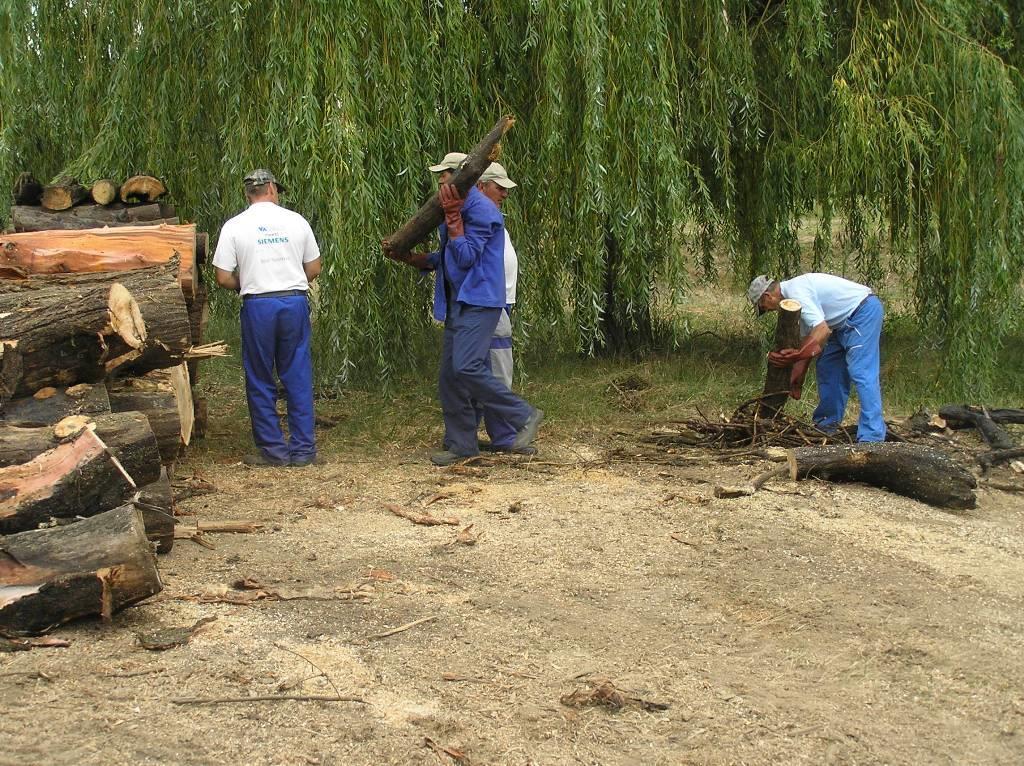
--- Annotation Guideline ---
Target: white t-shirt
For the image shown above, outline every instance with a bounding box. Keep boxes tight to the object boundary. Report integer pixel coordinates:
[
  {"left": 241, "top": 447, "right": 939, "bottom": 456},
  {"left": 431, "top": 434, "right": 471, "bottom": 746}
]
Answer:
[
  {"left": 781, "top": 273, "right": 872, "bottom": 335},
  {"left": 212, "top": 201, "right": 321, "bottom": 296},
  {"left": 503, "top": 229, "right": 518, "bottom": 305}
]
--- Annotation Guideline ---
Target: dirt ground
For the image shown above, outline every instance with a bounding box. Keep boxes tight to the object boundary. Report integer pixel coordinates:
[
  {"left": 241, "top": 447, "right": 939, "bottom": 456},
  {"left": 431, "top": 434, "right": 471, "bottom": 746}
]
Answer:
[{"left": 3, "top": 429, "right": 1024, "bottom": 766}]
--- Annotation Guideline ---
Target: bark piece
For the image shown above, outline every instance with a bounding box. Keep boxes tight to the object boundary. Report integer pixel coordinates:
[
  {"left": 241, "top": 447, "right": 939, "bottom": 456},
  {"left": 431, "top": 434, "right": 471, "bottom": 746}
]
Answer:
[
  {"left": 89, "top": 179, "right": 118, "bottom": 206},
  {"left": 11, "top": 203, "right": 178, "bottom": 232},
  {"left": 938, "top": 405, "right": 1018, "bottom": 450},
  {"left": 0, "top": 414, "right": 161, "bottom": 534},
  {"left": 0, "top": 384, "right": 111, "bottom": 425},
  {"left": 120, "top": 175, "right": 167, "bottom": 203},
  {"left": 383, "top": 116, "right": 514, "bottom": 256},
  {"left": 0, "top": 223, "right": 197, "bottom": 297},
  {"left": 41, "top": 178, "right": 88, "bottom": 211},
  {"left": 759, "top": 299, "right": 802, "bottom": 418},
  {"left": 0, "top": 281, "right": 146, "bottom": 400},
  {"left": 0, "top": 505, "right": 162, "bottom": 635},
  {"left": 787, "top": 443, "right": 977, "bottom": 510},
  {"left": 12, "top": 173, "right": 43, "bottom": 205}
]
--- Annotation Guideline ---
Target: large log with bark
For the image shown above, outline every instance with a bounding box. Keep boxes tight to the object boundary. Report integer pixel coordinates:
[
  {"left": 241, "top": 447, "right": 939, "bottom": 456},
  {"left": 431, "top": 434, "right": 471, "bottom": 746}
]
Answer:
[
  {"left": 383, "top": 116, "right": 515, "bottom": 257},
  {"left": 759, "top": 298, "right": 802, "bottom": 418},
  {"left": 938, "top": 405, "right": 1018, "bottom": 450},
  {"left": 10, "top": 203, "right": 179, "bottom": 232},
  {"left": 41, "top": 178, "right": 88, "bottom": 211},
  {"left": 0, "top": 412, "right": 156, "bottom": 468},
  {"left": 0, "top": 280, "right": 146, "bottom": 401},
  {"left": 787, "top": 442, "right": 977, "bottom": 510},
  {"left": 135, "top": 467, "right": 175, "bottom": 553},
  {"left": 0, "top": 416, "right": 161, "bottom": 534},
  {"left": 0, "top": 223, "right": 197, "bottom": 296},
  {"left": 3, "top": 260, "right": 192, "bottom": 376},
  {"left": 0, "top": 384, "right": 110, "bottom": 425},
  {"left": 0, "top": 504, "right": 162, "bottom": 635},
  {"left": 107, "top": 369, "right": 191, "bottom": 462}
]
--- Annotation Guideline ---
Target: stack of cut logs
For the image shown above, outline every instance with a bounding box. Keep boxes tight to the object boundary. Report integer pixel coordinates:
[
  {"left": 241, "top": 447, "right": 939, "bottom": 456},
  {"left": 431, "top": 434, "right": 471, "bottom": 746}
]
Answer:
[{"left": 1, "top": 173, "right": 217, "bottom": 636}]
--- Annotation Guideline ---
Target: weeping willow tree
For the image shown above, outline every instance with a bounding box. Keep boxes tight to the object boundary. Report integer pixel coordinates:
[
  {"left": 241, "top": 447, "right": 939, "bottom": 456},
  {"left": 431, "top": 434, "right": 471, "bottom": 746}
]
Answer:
[{"left": 1, "top": 1, "right": 1022, "bottom": 395}]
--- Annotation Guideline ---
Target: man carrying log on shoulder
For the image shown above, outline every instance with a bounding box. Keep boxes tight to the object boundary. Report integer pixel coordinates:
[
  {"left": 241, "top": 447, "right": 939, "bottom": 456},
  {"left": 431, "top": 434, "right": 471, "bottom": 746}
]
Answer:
[
  {"left": 747, "top": 273, "right": 886, "bottom": 442},
  {"left": 384, "top": 154, "right": 542, "bottom": 466},
  {"left": 213, "top": 169, "right": 322, "bottom": 467}
]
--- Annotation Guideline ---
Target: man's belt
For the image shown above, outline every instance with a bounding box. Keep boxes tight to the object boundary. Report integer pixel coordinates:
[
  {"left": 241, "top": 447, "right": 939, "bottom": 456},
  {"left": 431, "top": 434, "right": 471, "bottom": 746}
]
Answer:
[{"left": 243, "top": 289, "right": 307, "bottom": 300}]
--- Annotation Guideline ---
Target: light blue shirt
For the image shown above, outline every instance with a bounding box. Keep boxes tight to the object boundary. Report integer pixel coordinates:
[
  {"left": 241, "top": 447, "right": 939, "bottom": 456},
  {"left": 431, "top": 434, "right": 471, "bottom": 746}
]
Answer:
[{"left": 780, "top": 274, "right": 872, "bottom": 336}]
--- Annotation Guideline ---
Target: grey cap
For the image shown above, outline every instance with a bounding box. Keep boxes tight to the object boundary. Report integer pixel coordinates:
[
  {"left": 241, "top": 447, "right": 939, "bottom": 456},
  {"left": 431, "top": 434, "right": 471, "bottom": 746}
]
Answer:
[
  {"left": 243, "top": 168, "right": 286, "bottom": 193},
  {"left": 747, "top": 275, "right": 773, "bottom": 316},
  {"left": 428, "top": 152, "right": 468, "bottom": 173},
  {"left": 478, "top": 162, "right": 517, "bottom": 189}
]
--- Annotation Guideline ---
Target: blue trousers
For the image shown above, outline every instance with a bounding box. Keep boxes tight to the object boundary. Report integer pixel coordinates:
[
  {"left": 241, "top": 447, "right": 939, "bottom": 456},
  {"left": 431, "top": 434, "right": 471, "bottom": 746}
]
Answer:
[
  {"left": 483, "top": 308, "right": 517, "bottom": 448},
  {"left": 440, "top": 302, "right": 532, "bottom": 456},
  {"left": 240, "top": 294, "right": 316, "bottom": 463},
  {"left": 813, "top": 295, "right": 886, "bottom": 442}
]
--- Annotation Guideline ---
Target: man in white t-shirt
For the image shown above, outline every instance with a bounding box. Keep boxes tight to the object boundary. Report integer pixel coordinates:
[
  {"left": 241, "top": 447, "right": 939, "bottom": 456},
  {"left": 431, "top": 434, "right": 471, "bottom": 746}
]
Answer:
[
  {"left": 748, "top": 272, "right": 885, "bottom": 441},
  {"left": 213, "top": 169, "right": 322, "bottom": 466}
]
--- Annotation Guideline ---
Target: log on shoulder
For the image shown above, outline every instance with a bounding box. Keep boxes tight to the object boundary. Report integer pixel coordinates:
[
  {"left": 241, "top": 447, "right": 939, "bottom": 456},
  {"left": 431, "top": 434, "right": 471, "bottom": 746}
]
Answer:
[
  {"left": 787, "top": 443, "right": 977, "bottom": 510},
  {"left": 759, "top": 298, "right": 802, "bottom": 418},
  {"left": 0, "top": 223, "right": 197, "bottom": 297},
  {"left": 120, "top": 175, "right": 167, "bottom": 203},
  {"left": 0, "top": 505, "right": 162, "bottom": 636},
  {"left": 42, "top": 178, "right": 89, "bottom": 211},
  {"left": 383, "top": 115, "right": 515, "bottom": 257},
  {"left": 11, "top": 203, "right": 178, "bottom": 232},
  {"left": 0, "top": 384, "right": 111, "bottom": 426},
  {"left": 0, "top": 414, "right": 161, "bottom": 534}
]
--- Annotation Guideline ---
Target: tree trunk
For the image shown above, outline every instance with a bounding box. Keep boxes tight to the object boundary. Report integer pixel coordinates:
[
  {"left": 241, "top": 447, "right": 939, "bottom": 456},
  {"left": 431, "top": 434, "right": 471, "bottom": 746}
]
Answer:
[
  {"left": 0, "top": 223, "right": 197, "bottom": 297},
  {"left": 0, "top": 504, "right": 162, "bottom": 635},
  {"left": 11, "top": 203, "right": 178, "bottom": 232},
  {"left": 0, "top": 281, "right": 146, "bottom": 401},
  {"left": 0, "top": 418, "right": 162, "bottom": 534},
  {"left": 134, "top": 467, "right": 175, "bottom": 553},
  {"left": 0, "top": 384, "right": 111, "bottom": 425},
  {"left": 107, "top": 374, "right": 189, "bottom": 463},
  {"left": 89, "top": 179, "right": 119, "bottom": 206},
  {"left": 383, "top": 115, "right": 515, "bottom": 256},
  {"left": 120, "top": 175, "right": 167, "bottom": 203},
  {"left": 938, "top": 405, "right": 1019, "bottom": 449},
  {"left": 4, "top": 260, "right": 192, "bottom": 376},
  {"left": 760, "top": 299, "right": 803, "bottom": 417},
  {"left": 787, "top": 442, "right": 977, "bottom": 510},
  {"left": 41, "top": 178, "right": 88, "bottom": 211},
  {"left": 12, "top": 172, "right": 43, "bottom": 205}
]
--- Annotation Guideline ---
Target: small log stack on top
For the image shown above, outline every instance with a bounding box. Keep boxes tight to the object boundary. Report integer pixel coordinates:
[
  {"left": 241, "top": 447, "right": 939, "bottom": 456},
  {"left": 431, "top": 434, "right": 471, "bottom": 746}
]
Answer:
[{"left": 0, "top": 172, "right": 220, "bottom": 637}]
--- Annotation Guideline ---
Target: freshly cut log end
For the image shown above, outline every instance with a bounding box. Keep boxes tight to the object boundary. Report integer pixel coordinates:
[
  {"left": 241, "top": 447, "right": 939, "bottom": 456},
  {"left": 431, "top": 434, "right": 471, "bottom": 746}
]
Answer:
[
  {"left": 42, "top": 178, "right": 89, "bottom": 211},
  {"left": 0, "top": 505, "right": 162, "bottom": 636},
  {"left": 383, "top": 115, "right": 515, "bottom": 257},
  {"left": 120, "top": 175, "right": 167, "bottom": 203},
  {"left": 90, "top": 178, "right": 119, "bottom": 206},
  {"left": 787, "top": 443, "right": 977, "bottom": 510},
  {"left": 759, "top": 299, "right": 802, "bottom": 418},
  {"left": 13, "top": 172, "right": 43, "bottom": 205}
]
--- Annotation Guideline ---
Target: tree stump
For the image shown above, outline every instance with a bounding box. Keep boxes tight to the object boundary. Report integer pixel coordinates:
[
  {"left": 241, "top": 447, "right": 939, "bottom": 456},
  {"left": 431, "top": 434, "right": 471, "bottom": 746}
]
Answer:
[
  {"left": 0, "top": 505, "right": 162, "bottom": 635},
  {"left": 787, "top": 443, "right": 977, "bottom": 510}
]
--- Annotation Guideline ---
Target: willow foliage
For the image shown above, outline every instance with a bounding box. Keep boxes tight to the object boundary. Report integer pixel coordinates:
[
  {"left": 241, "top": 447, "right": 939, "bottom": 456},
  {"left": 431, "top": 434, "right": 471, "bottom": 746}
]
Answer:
[{"left": 2, "top": 1, "right": 1022, "bottom": 394}]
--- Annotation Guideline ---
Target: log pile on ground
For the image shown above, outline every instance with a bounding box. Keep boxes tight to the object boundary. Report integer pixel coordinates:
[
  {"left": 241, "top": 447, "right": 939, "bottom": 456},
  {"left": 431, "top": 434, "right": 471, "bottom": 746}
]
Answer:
[{"left": 0, "top": 172, "right": 220, "bottom": 632}]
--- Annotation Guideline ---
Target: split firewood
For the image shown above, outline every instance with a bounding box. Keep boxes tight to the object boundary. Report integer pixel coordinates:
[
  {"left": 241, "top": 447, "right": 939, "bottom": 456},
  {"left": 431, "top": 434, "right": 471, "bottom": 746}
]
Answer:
[
  {"left": 383, "top": 503, "right": 459, "bottom": 526},
  {"left": 119, "top": 174, "right": 167, "bottom": 203},
  {"left": 787, "top": 442, "right": 977, "bottom": 510},
  {"left": 560, "top": 677, "right": 670, "bottom": 713},
  {"left": 0, "top": 505, "right": 162, "bottom": 635},
  {"left": 383, "top": 115, "right": 514, "bottom": 257}
]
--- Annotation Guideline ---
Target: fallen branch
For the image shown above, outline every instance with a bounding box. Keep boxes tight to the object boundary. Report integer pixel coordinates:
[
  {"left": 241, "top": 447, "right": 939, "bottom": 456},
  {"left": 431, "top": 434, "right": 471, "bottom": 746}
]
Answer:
[
  {"left": 560, "top": 678, "right": 669, "bottom": 713},
  {"left": 170, "top": 694, "right": 367, "bottom": 706},
  {"left": 978, "top": 447, "right": 1024, "bottom": 471},
  {"left": 383, "top": 503, "right": 459, "bottom": 526},
  {"left": 368, "top": 615, "right": 439, "bottom": 640},
  {"left": 424, "top": 737, "right": 471, "bottom": 765}
]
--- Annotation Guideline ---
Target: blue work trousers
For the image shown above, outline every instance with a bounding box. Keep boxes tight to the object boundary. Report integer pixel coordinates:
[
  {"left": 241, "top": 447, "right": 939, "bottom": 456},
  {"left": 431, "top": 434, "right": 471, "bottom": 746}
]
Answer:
[
  {"left": 440, "top": 302, "right": 532, "bottom": 456},
  {"left": 813, "top": 295, "right": 886, "bottom": 442},
  {"left": 240, "top": 294, "right": 316, "bottom": 463}
]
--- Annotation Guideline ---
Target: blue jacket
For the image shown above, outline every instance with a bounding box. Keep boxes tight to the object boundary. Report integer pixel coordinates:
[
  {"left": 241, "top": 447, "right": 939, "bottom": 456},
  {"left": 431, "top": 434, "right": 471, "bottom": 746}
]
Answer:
[{"left": 426, "top": 187, "right": 506, "bottom": 321}]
